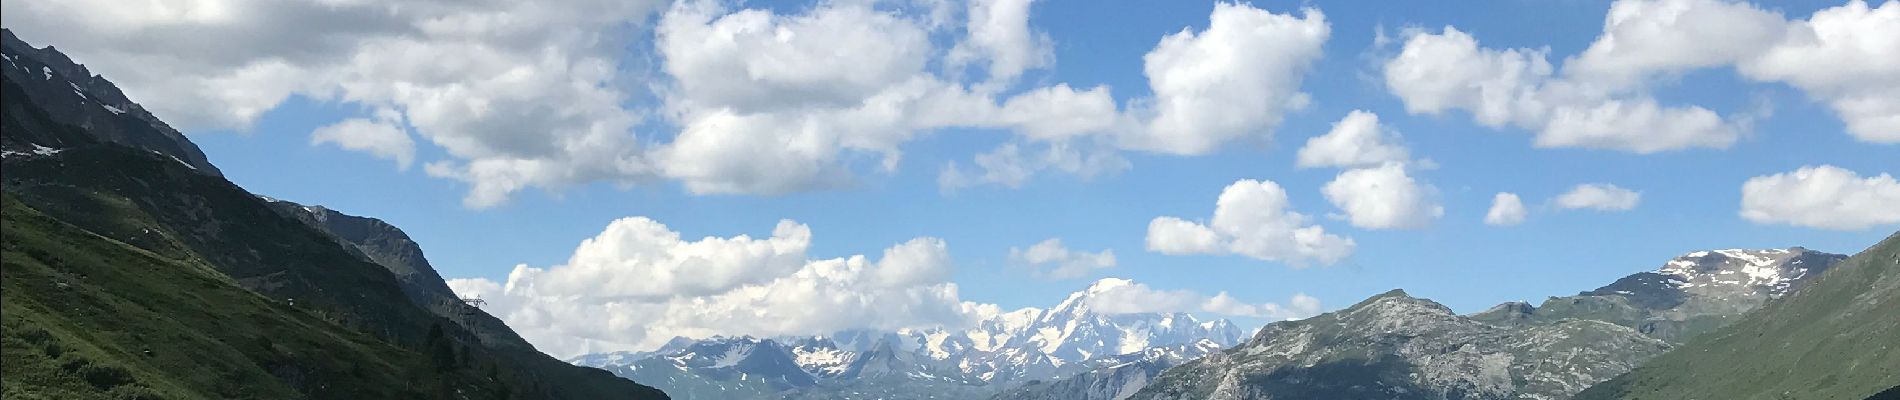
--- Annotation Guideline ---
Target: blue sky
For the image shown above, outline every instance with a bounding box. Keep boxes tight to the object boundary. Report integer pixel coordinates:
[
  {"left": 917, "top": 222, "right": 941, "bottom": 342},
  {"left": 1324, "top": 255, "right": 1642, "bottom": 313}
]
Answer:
[{"left": 11, "top": 0, "right": 1895, "bottom": 354}]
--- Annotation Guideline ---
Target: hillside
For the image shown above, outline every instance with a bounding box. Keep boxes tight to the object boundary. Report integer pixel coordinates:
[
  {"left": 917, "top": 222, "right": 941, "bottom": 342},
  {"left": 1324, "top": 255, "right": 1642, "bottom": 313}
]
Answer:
[
  {"left": 1, "top": 29, "right": 665, "bottom": 399},
  {"left": 1575, "top": 233, "right": 1900, "bottom": 400},
  {"left": 1, "top": 195, "right": 496, "bottom": 398}
]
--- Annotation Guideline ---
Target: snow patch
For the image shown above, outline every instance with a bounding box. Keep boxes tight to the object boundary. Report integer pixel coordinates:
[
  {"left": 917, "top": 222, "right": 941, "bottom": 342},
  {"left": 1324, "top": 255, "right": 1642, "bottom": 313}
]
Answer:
[
  {"left": 165, "top": 153, "right": 197, "bottom": 170},
  {"left": 712, "top": 345, "right": 750, "bottom": 368},
  {"left": 2, "top": 143, "right": 64, "bottom": 158}
]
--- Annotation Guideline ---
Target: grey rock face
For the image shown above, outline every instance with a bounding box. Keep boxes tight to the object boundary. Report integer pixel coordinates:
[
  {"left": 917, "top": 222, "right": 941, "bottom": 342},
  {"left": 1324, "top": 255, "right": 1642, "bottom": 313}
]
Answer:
[
  {"left": 257, "top": 199, "right": 456, "bottom": 301},
  {"left": 1131, "top": 291, "right": 1667, "bottom": 400},
  {"left": 0, "top": 29, "right": 221, "bottom": 175},
  {"left": 254, "top": 197, "right": 551, "bottom": 352},
  {"left": 1507, "top": 248, "right": 1844, "bottom": 342},
  {"left": 1129, "top": 248, "right": 1844, "bottom": 400}
]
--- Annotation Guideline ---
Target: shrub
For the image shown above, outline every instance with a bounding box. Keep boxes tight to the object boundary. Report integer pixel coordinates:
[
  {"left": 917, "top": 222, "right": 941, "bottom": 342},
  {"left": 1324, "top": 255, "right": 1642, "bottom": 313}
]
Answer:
[{"left": 79, "top": 364, "right": 135, "bottom": 389}]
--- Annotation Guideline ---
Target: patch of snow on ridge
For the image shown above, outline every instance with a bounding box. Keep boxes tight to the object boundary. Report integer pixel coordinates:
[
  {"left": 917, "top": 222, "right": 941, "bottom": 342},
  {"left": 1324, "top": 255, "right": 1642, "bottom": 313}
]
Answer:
[
  {"left": 713, "top": 345, "right": 749, "bottom": 368},
  {"left": 1715, "top": 249, "right": 1774, "bottom": 269},
  {"left": 3, "top": 143, "right": 64, "bottom": 158},
  {"left": 793, "top": 346, "right": 850, "bottom": 375},
  {"left": 1653, "top": 248, "right": 1825, "bottom": 296},
  {"left": 168, "top": 155, "right": 197, "bottom": 170},
  {"left": 1740, "top": 263, "right": 1784, "bottom": 284}
]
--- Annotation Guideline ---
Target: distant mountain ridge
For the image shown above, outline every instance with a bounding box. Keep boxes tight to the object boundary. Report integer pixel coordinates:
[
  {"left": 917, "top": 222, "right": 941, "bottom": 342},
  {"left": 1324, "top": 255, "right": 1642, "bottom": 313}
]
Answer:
[
  {"left": 572, "top": 278, "right": 1246, "bottom": 399},
  {"left": 1125, "top": 247, "right": 1845, "bottom": 400}
]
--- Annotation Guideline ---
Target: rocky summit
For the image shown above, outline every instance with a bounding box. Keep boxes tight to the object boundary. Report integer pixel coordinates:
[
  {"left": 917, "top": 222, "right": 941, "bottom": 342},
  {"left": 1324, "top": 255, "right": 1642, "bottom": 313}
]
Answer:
[
  {"left": 1578, "top": 234, "right": 1900, "bottom": 400},
  {"left": 1473, "top": 247, "right": 1845, "bottom": 343},
  {"left": 1127, "top": 290, "right": 1665, "bottom": 400},
  {"left": 1125, "top": 247, "right": 1846, "bottom": 400}
]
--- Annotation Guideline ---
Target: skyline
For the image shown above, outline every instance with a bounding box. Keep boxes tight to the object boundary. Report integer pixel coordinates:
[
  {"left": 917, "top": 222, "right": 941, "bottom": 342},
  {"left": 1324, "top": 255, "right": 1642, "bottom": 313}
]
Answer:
[{"left": 5, "top": 0, "right": 1897, "bottom": 358}]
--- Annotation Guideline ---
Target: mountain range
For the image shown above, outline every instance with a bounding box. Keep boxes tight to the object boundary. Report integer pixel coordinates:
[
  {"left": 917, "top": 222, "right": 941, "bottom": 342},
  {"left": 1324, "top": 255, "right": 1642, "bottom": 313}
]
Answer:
[
  {"left": 566, "top": 245, "right": 1875, "bottom": 400},
  {"left": 572, "top": 278, "right": 1247, "bottom": 399},
  {"left": 1124, "top": 247, "right": 1849, "bottom": 400},
  {"left": 5, "top": 22, "right": 1896, "bottom": 400}
]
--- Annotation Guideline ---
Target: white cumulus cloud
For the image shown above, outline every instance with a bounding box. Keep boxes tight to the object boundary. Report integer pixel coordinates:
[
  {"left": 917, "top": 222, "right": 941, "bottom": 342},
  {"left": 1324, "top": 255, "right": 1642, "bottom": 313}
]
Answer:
[
  {"left": 1321, "top": 162, "right": 1443, "bottom": 230},
  {"left": 947, "top": 0, "right": 1054, "bottom": 86},
  {"left": 1296, "top": 110, "right": 1411, "bottom": 169},
  {"left": 1383, "top": 0, "right": 1900, "bottom": 150},
  {"left": 1009, "top": 238, "right": 1116, "bottom": 280},
  {"left": 1565, "top": 0, "right": 1790, "bottom": 88},
  {"left": 1738, "top": 0, "right": 1900, "bottom": 143},
  {"left": 1554, "top": 183, "right": 1642, "bottom": 211},
  {"left": 1122, "top": 4, "right": 1328, "bottom": 155},
  {"left": 1384, "top": 26, "right": 1739, "bottom": 153},
  {"left": 1485, "top": 192, "right": 1528, "bottom": 226},
  {"left": 1147, "top": 179, "right": 1354, "bottom": 266},
  {"left": 1740, "top": 165, "right": 1900, "bottom": 230},
  {"left": 945, "top": 3, "right": 1333, "bottom": 190},
  {"left": 653, "top": 1, "right": 1128, "bottom": 195}
]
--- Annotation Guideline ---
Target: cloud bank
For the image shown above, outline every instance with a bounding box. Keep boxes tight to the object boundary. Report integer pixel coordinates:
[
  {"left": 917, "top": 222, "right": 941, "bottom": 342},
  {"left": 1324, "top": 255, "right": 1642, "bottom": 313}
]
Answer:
[
  {"left": 1741, "top": 165, "right": 1900, "bottom": 230},
  {"left": 447, "top": 217, "right": 985, "bottom": 357}
]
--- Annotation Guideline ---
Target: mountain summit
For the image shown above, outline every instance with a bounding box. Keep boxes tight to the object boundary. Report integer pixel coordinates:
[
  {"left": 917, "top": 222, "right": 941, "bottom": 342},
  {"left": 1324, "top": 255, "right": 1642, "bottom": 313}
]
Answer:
[
  {"left": 1128, "top": 247, "right": 1846, "bottom": 400},
  {"left": 1476, "top": 247, "right": 1845, "bottom": 342},
  {"left": 0, "top": 29, "right": 219, "bottom": 175},
  {"left": 1579, "top": 235, "right": 1900, "bottom": 399}
]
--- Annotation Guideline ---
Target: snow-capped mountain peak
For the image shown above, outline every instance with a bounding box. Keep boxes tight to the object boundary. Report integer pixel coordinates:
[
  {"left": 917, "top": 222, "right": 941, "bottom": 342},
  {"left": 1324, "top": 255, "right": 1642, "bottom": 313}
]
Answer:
[
  {"left": 1656, "top": 247, "right": 1837, "bottom": 296},
  {"left": 572, "top": 278, "right": 1249, "bottom": 398}
]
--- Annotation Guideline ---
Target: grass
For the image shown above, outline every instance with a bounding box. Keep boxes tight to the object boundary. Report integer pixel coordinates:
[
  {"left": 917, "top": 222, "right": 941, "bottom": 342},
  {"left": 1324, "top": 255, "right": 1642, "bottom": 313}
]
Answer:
[{"left": 2, "top": 195, "right": 481, "bottom": 398}]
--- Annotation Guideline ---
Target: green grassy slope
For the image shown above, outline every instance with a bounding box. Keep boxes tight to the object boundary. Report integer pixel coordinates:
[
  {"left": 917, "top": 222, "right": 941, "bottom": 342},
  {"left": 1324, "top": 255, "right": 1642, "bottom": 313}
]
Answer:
[
  {"left": 1576, "top": 233, "right": 1900, "bottom": 400},
  {"left": 1, "top": 195, "right": 497, "bottom": 399},
  {"left": 2, "top": 69, "right": 665, "bottom": 398},
  {"left": 1, "top": 134, "right": 663, "bottom": 400}
]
